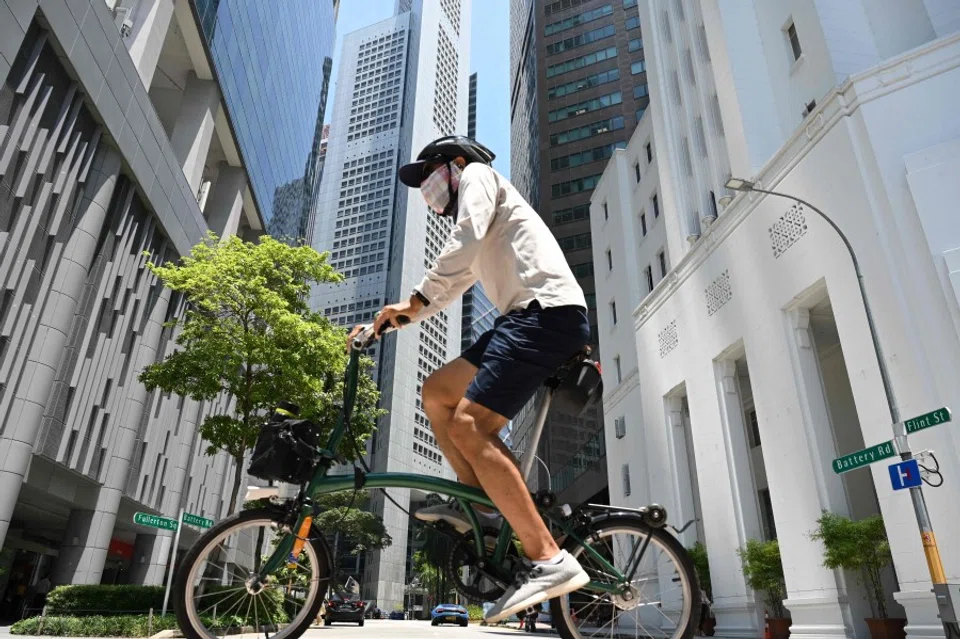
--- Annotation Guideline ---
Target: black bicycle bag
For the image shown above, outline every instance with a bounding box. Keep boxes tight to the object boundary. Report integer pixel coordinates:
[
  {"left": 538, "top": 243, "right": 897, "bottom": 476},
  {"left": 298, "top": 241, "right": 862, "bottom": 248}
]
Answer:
[
  {"left": 552, "top": 359, "right": 603, "bottom": 416},
  {"left": 247, "top": 406, "right": 322, "bottom": 484}
]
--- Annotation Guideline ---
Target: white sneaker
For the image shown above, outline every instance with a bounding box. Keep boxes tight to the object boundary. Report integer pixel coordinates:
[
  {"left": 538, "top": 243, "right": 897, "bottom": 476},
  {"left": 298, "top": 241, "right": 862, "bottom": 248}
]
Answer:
[
  {"left": 414, "top": 502, "right": 502, "bottom": 535},
  {"left": 484, "top": 551, "right": 589, "bottom": 624}
]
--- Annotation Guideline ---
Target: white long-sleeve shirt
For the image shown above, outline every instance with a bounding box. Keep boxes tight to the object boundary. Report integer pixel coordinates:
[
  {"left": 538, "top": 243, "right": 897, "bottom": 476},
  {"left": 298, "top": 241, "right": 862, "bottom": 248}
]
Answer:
[{"left": 413, "top": 163, "right": 587, "bottom": 319}]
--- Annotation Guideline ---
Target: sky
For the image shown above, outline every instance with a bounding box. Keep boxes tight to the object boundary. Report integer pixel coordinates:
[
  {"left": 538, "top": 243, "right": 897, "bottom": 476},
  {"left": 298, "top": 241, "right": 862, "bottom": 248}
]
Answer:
[{"left": 324, "top": 0, "right": 511, "bottom": 178}]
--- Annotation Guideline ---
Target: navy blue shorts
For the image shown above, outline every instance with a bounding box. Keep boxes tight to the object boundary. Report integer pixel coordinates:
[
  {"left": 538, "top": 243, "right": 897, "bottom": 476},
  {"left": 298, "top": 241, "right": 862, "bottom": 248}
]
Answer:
[{"left": 460, "top": 301, "right": 590, "bottom": 420}]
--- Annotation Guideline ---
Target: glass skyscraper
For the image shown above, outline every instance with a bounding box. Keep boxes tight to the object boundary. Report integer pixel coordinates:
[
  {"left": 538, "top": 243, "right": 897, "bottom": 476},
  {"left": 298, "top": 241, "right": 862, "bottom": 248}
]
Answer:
[{"left": 192, "top": 0, "right": 337, "bottom": 239}]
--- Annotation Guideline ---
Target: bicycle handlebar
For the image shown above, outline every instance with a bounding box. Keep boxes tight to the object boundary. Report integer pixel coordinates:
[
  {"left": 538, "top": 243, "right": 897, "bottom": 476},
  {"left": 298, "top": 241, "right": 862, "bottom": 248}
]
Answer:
[{"left": 351, "top": 315, "right": 411, "bottom": 351}]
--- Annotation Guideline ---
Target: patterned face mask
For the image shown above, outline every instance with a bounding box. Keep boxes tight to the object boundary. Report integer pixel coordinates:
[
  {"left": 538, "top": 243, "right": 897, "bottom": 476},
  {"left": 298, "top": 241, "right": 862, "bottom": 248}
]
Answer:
[{"left": 421, "top": 162, "right": 463, "bottom": 216}]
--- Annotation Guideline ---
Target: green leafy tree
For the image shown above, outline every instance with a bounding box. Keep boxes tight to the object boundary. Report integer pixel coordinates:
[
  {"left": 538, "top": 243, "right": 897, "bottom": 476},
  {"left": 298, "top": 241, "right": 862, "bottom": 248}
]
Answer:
[
  {"left": 810, "top": 511, "right": 893, "bottom": 619},
  {"left": 737, "top": 539, "right": 787, "bottom": 619},
  {"left": 139, "top": 234, "right": 382, "bottom": 513},
  {"left": 314, "top": 491, "right": 392, "bottom": 591}
]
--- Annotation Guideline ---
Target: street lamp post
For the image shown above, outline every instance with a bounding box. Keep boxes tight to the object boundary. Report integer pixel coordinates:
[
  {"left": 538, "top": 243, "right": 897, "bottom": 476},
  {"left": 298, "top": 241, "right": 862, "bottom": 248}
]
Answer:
[
  {"left": 725, "top": 178, "right": 955, "bottom": 633},
  {"left": 515, "top": 451, "right": 552, "bottom": 491}
]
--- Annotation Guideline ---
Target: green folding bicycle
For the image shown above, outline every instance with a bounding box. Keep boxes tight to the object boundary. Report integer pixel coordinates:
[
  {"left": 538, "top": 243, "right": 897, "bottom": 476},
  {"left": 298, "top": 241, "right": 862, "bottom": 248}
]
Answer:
[{"left": 173, "top": 321, "right": 701, "bottom": 639}]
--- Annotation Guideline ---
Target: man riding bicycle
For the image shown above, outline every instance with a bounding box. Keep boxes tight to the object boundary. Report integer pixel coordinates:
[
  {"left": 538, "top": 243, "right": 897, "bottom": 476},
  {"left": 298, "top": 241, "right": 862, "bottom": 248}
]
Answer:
[{"left": 353, "top": 135, "right": 591, "bottom": 623}]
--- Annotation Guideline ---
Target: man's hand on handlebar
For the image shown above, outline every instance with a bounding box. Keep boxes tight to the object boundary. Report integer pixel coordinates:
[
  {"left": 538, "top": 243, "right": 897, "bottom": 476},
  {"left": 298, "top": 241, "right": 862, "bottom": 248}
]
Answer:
[
  {"left": 346, "top": 295, "right": 422, "bottom": 352},
  {"left": 373, "top": 296, "right": 422, "bottom": 335}
]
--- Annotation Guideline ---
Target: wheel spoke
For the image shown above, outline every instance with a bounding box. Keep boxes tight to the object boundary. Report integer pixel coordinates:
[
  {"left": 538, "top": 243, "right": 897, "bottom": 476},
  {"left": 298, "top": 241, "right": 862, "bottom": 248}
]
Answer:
[{"left": 180, "top": 513, "right": 324, "bottom": 639}]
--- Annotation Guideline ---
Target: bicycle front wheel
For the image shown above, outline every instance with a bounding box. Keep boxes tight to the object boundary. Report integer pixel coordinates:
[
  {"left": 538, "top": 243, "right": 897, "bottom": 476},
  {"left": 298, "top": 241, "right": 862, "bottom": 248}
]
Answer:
[
  {"left": 174, "top": 506, "right": 331, "bottom": 639},
  {"left": 551, "top": 518, "right": 700, "bottom": 639}
]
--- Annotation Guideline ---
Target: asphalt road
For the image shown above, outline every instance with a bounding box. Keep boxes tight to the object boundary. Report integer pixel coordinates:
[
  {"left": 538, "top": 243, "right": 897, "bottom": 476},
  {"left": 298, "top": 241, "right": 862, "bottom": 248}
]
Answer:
[{"left": 304, "top": 619, "right": 547, "bottom": 638}]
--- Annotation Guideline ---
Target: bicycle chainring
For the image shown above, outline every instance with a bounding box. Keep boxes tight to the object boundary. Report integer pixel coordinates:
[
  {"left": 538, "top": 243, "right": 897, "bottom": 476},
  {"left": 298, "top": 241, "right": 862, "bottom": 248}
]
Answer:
[{"left": 444, "top": 528, "right": 518, "bottom": 603}]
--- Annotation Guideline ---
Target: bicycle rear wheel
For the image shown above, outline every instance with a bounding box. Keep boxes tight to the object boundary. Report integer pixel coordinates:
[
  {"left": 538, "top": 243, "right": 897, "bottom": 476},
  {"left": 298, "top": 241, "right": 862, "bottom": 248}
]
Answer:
[
  {"left": 551, "top": 517, "right": 700, "bottom": 639},
  {"left": 174, "top": 506, "right": 331, "bottom": 639}
]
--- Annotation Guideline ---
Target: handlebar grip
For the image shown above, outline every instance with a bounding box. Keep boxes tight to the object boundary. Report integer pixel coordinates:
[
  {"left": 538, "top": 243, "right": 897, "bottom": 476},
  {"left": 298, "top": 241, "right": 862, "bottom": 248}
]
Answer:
[{"left": 377, "top": 314, "right": 411, "bottom": 335}]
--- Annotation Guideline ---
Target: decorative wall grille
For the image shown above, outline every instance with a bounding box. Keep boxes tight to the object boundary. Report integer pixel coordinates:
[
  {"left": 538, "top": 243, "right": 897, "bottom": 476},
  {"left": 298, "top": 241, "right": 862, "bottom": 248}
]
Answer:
[
  {"left": 769, "top": 203, "right": 807, "bottom": 258},
  {"left": 705, "top": 270, "right": 732, "bottom": 316},
  {"left": 658, "top": 320, "right": 678, "bottom": 358}
]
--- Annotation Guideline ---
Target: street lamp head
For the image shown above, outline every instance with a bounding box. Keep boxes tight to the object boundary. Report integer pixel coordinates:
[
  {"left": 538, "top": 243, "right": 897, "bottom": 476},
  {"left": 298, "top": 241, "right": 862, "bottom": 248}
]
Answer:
[{"left": 725, "top": 177, "right": 756, "bottom": 192}]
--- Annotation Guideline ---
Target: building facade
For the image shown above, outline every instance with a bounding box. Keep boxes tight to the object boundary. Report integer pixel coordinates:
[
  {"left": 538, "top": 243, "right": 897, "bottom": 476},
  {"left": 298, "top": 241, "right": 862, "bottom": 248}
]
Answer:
[
  {"left": 508, "top": 0, "right": 652, "bottom": 507},
  {"left": 309, "top": 0, "right": 472, "bottom": 610},
  {"left": 0, "top": 0, "right": 335, "bottom": 619},
  {"left": 593, "top": 1, "right": 960, "bottom": 637}
]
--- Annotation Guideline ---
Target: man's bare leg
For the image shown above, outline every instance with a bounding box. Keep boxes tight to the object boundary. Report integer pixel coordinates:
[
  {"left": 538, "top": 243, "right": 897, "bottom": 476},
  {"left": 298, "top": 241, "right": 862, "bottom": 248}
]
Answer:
[
  {"left": 421, "top": 358, "right": 482, "bottom": 487},
  {"left": 447, "top": 399, "right": 557, "bottom": 561}
]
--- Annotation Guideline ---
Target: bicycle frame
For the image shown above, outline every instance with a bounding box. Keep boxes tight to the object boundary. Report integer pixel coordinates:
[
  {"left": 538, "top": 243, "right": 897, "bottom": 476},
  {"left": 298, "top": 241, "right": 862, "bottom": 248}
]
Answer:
[{"left": 256, "top": 333, "right": 626, "bottom": 595}]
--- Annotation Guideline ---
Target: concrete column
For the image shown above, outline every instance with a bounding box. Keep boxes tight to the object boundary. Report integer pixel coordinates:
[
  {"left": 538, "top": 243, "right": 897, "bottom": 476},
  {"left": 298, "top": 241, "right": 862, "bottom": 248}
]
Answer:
[
  {"left": 169, "top": 72, "right": 218, "bottom": 194},
  {"left": 124, "top": 0, "right": 176, "bottom": 90},
  {"left": 129, "top": 532, "right": 173, "bottom": 586},
  {"left": 706, "top": 359, "right": 765, "bottom": 636},
  {"left": 51, "top": 288, "right": 174, "bottom": 585},
  {"left": 0, "top": 146, "right": 122, "bottom": 550},
  {"left": 204, "top": 163, "right": 245, "bottom": 238},
  {"left": 51, "top": 508, "right": 111, "bottom": 586}
]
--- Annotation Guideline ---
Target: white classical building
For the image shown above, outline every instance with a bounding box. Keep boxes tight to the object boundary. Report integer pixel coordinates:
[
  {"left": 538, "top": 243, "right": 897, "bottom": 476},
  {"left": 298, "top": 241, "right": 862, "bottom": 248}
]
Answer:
[{"left": 592, "top": 1, "right": 960, "bottom": 637}]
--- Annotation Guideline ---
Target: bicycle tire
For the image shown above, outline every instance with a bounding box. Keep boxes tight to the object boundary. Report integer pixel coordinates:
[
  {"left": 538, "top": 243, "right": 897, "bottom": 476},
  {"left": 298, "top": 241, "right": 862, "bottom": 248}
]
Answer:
[
  {"left": 173, "top": 506, "right": 331, "bottom": 639},
  {"left": 550, "top": 515, "right": 701, "bottom": 639}
]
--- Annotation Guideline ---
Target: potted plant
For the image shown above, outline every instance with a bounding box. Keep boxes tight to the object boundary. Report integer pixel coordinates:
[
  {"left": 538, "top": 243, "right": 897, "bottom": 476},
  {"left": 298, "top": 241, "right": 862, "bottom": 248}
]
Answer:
[
  {"left": 689, "top": 542, "right": 716, "bottom": 636},
  {"left": 810, "top": 512, "right": 906, "bottom": 639},
  {"left": 737, "top": 539, "right": 790, "bottom": 639}
]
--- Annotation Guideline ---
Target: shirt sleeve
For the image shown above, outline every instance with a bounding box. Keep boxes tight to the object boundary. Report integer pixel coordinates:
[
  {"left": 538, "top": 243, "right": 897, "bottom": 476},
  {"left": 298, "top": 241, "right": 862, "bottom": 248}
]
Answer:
[{"left": 413, "top": 164, "right": 498, "bottom": 311}]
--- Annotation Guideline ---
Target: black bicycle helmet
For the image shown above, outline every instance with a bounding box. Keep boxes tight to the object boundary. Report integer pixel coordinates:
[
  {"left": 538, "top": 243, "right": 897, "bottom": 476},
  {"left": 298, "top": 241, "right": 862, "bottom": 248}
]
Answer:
[{"left": 398, "top": 135, "right": 496, "bottom": 188}]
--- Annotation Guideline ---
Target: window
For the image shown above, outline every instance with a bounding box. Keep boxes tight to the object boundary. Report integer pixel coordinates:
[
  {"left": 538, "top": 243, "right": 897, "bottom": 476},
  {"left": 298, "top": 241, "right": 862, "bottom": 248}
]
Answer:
[
  {"left": 610, "top": 300, "right": 618, "bottom": 325},
  {"left": 633, "top": 84, "right": 649, "bottom": 99},
  {"left": 551, "top": 141, "right": 626, "bottom": 171},
  {"left": 559, "top": 232, "right": 592, "bottom": 252},
  {"left": 614, "top": 416, "right": 626, "bottom": 438},
  {"left": 659, "top": 250, "right": 667, "bottom": 277},
  {"left": 548, "top": 91, "right": 623, "bottom": 123},
  {"left": 646, "top": 142, "right": 652, "bottom": 163},
  {"left": 544, "top": 4, "right": 613, "bottom": 36},
  {"left": 645, "top": 265, "right": 654, "bottom": 292},
  {"left": 550, "top": 116, "right": 625, "bottom": 146},
  {"left": 636, "top": 107, "right": 646, "bottom": 121},
  {"left": 802, "top": 99, "right": 817, "bottom": 118},
  {"left": 606, "top": 249, "right": 613, "bottom": 271},
  {"left": 747, "top": 408, "right": 761, "bottom": 448},
  {"left": 631, "top": 60, "right": 646, "bottom": 75},
  {"left": 545, "top": 24, "right": 616, "bottom": 56},
  {"left": 626, "top": 16, "right": 640, "bottom": 30},
  {"left": 547, "top": 68, "right": 620, "bottom": 100},
  {"left": 546, "top": 46, "right": 617, "bottom": 78},
  {"left": 622, "top": 463, "right": 631, "bottom": 496},
  {"left": 614, "top": 356, "right": 622, "bottom": 383},
  {"left": 571, "top": 262, "right": 594, "bottom": 278},
  {"left": 585, "top": 293, "right": 597, "bottom": 309},
  {"left": 552, "top": 174, "right": 603, "bottom": 198},
  {"left": 628, "top": 38, "right": 643, "bottom": 52},
  {"left": 786, "top": 21, "right": 802, "bottom": 61},
  {"left": 652, "top": 194, "right": 660, "bottom": 218},
  {"left": 710, "top": 190, "right": 719, "bottom": 218},
  {"left": 640, "top": 213, "right": 647, "bottom": 236},
  {"left": 603, "top": 202, "right": 609, "bottom": 220},
  {"left": 623, "top": 0, "right": 637, "bottom": 7},
  {"left": 758, "top": 488, "right": 777, "bottom": 540},
  {"left": 634, "top": 162, "right": 641, "bottom": 183},
  {"left": 553, "top": 203, "right": 591, "bottom": 225}
]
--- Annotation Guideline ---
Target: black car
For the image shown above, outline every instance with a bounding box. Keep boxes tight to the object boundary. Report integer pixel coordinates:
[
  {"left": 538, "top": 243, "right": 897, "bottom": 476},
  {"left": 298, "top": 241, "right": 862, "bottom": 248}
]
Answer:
[
  {"left": 388, "top": 610, "right": 405, "bottom": 620},
  {"left": 324, "top": 595, "right": 368, "bottom": 626}
]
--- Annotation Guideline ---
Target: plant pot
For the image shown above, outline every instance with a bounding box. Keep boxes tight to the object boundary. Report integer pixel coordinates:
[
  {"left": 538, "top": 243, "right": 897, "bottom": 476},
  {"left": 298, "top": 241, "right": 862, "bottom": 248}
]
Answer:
[
  {"left": 700, "top": 616, "right": 717, "bottom": 636},
  {"left": 768, "top": 618, "right": 792, "bottom": 639},
  {"left": 865, "top": 618, "right": 907, "bottom": 639}
]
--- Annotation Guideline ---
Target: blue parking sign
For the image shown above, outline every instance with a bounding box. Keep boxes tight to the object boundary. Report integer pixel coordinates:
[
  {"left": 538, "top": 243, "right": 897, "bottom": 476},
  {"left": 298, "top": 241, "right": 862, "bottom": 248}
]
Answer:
[{"left": 888, "top": 459, "right": 922, "bottom": 490}]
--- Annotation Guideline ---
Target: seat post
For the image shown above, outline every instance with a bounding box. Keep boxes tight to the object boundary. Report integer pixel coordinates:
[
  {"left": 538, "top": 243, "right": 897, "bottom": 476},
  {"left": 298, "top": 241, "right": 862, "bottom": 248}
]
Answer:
[{"left": 519, "top": 388, "right": 554, "bottom": 484}]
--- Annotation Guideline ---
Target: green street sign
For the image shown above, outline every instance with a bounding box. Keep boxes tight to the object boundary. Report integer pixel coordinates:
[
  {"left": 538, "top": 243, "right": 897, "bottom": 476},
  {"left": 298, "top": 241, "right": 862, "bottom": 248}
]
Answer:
[
  {"left": 134, "top": 512, "right": 179, "bottom": 531},
  {"left": 903, "top": 407, "right": 952, "bottom": 434},
  {"left": 833, "top": 440, "right": 897, "bottom": 474},
  {"left": 182, "top": 513, "right": 214, "bottom": 529}
]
